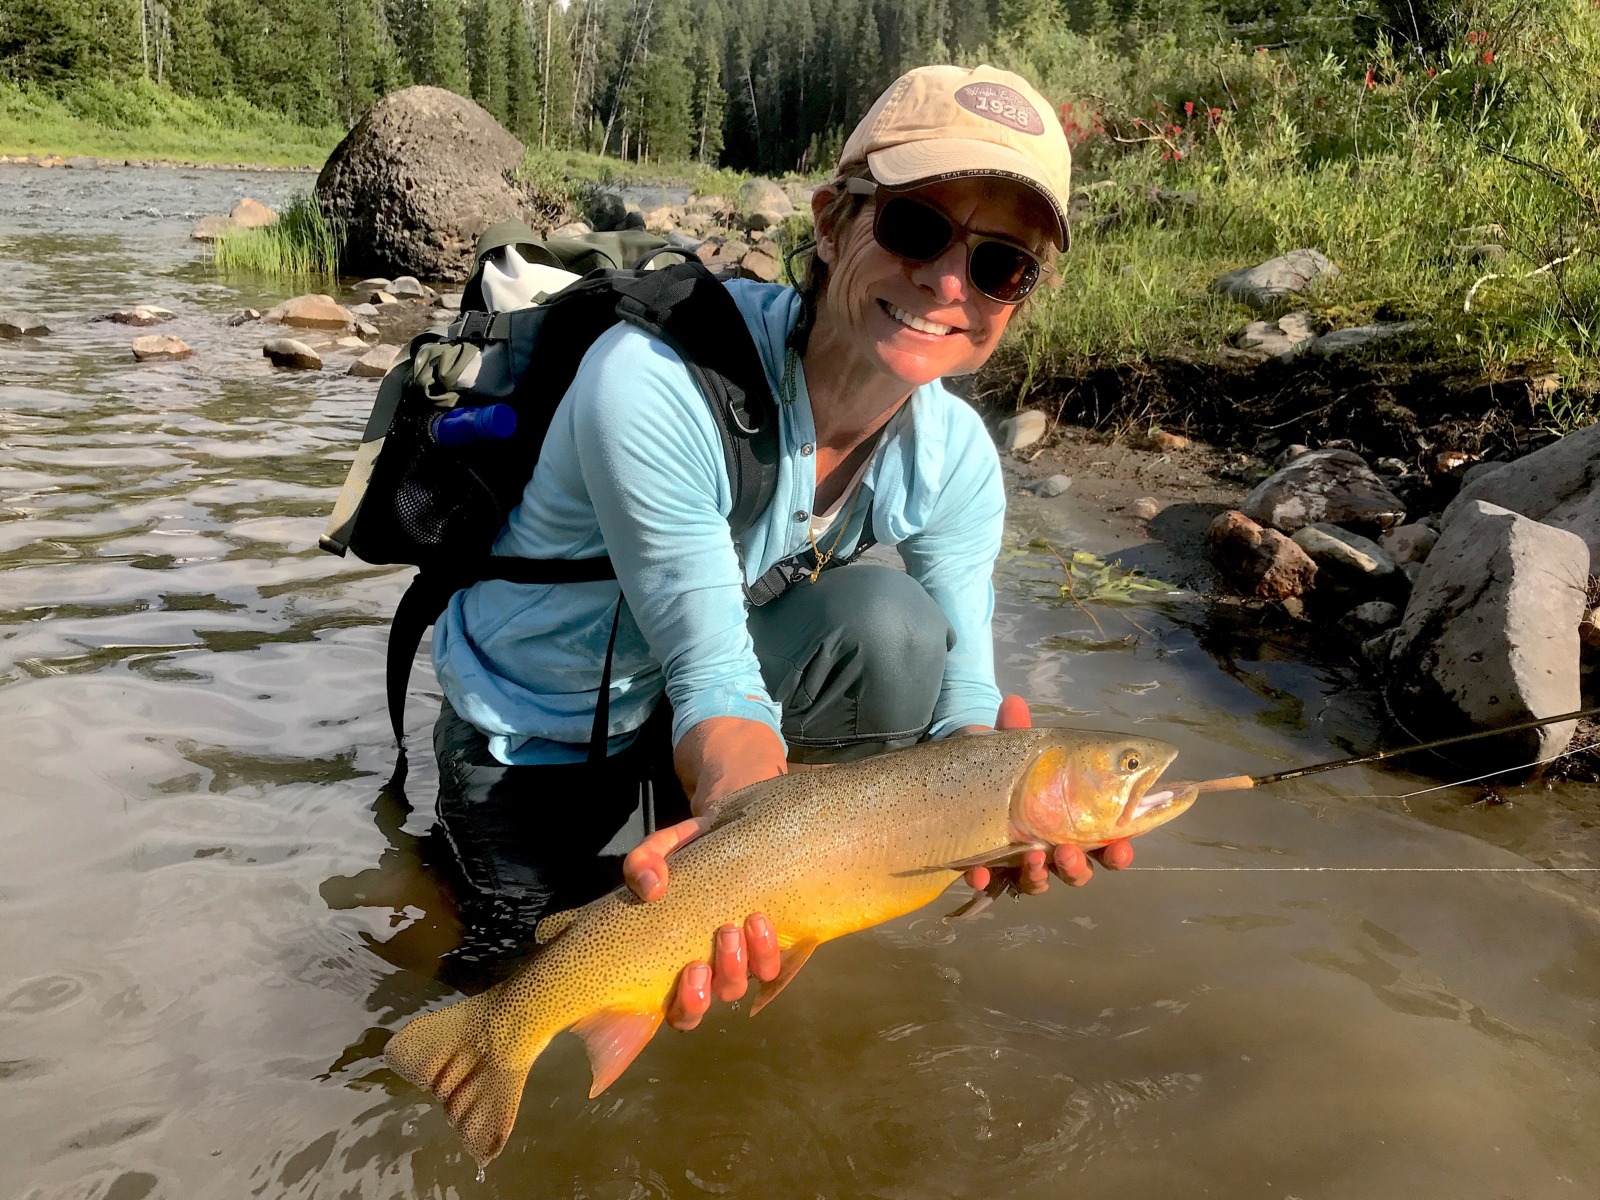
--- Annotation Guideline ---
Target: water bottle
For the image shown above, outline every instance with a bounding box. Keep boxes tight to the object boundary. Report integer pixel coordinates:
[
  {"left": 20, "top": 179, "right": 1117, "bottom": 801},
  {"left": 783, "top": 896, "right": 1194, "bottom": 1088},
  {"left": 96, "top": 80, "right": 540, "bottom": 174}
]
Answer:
[{"left": 428, "top": 403, "right": 518, "bottom": 448}]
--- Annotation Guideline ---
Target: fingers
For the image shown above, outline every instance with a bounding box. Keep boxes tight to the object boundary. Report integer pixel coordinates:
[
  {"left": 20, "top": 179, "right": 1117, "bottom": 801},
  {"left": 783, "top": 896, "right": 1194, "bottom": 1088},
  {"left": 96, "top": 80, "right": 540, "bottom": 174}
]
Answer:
[
  {"left": 666, "top": 962, "right": 711, "bottom": 1032},
  {"left": 711, "top": 924, "right": 748, "bottom": 1003},
  {"left": 745, "top": 913, "right": 780, "bottom": 982},
  {"left": 964, "top": 865, "right": 991, "bottom": 891},
  {"left": 1017, "top": 847, "right": 1051, "bottom": 894},
  {"left": 996, "top": 695, "right": 1032, "bottom": 730},
  {"left": 1053, "top": 843, "right": 1096, "bottom": 887},
  {"left": 623, "top": 814, "right": 713, "bottom": 901},
  {"left": 1093, "top": 839, "right": 1135, "bottom": 871}
]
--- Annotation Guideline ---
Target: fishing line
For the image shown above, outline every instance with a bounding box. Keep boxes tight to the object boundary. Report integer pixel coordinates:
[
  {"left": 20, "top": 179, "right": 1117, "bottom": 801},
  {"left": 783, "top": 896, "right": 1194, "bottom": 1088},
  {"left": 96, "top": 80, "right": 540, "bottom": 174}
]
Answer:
[{"left": 1125, "top": 866, "right": 1600, "bottom": 873}]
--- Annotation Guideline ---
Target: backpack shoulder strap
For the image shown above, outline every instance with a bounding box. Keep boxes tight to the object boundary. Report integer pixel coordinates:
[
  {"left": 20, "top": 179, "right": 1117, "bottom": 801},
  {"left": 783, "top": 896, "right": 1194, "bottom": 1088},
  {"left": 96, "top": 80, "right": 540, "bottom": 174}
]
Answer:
[{"left": 606, "top": 262, "right": 781, "bottom": 538}]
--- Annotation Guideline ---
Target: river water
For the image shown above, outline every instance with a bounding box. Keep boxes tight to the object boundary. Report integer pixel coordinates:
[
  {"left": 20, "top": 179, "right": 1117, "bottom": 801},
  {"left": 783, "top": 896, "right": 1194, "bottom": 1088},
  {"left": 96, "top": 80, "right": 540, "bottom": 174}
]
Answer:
[{"left": 2, "top": 164, "right": 1597, "bottom": 1200}]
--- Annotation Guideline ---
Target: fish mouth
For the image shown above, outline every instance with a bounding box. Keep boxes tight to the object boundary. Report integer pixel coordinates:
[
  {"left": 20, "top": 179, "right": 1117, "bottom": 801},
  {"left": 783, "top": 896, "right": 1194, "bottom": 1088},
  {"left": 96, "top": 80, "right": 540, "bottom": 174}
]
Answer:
[{"left": 1118, "top": 778, "right": 1201, "bottom": 826}]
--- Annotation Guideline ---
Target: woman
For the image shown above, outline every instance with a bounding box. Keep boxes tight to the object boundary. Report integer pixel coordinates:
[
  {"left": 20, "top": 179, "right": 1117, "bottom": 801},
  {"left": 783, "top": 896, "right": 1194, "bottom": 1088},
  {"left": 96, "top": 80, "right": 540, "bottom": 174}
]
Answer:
[{"left": 430, "top": 63, "right": 1133, "bottom": 1025}]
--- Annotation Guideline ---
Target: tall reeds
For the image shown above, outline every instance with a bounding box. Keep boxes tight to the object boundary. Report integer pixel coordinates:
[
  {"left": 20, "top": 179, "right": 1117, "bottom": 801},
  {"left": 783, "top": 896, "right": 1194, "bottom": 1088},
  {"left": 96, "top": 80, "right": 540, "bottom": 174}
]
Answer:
[{"left": 212, "top": 192, "right": 341, "bottom": 280}]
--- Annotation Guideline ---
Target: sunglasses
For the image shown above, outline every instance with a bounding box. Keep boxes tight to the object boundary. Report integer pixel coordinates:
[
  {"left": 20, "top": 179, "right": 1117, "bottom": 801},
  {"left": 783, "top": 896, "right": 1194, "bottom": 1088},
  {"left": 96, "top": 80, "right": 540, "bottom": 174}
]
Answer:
[{"left": 843, "top": 178, "right": 1051, "bottom": 304}]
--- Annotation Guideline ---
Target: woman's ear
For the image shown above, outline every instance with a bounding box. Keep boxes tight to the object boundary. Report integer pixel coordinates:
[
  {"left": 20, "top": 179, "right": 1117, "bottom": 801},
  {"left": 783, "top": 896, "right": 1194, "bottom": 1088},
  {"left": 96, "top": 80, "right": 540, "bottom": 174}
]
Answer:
[{"left": 811, "top": 184, "right": 842, "bottom": 265}]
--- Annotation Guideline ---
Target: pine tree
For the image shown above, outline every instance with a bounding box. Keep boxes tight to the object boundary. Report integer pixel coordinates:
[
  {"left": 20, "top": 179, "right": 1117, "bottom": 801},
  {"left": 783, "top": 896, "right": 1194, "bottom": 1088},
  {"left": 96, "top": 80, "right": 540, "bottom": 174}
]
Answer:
[
  {"left": 465, "top": 0, "right": 511, "bottom": 121},
  {"left": 505, "top": 0, "right": 540, "bottom": 140}
]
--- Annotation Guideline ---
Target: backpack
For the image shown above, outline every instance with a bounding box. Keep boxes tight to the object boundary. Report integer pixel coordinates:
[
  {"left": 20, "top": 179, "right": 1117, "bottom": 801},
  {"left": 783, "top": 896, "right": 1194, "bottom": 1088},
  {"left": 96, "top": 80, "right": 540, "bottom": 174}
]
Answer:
[{"left": 319, "top": 221, "right": 873, "bottom": 778}]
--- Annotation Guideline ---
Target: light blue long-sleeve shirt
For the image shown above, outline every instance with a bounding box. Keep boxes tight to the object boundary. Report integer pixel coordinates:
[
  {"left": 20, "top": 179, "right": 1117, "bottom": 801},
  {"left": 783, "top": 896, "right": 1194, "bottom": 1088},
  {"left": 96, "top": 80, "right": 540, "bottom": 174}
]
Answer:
[{"left": 432, "top": 279, "right": 1005, "bottom": 765}]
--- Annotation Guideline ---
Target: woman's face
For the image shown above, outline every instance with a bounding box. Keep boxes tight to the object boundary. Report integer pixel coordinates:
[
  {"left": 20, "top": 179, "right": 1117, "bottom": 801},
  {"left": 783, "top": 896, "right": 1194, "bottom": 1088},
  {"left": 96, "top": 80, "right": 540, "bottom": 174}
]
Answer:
[{"left": 811, "top": 176, "right": 1056, "bottom": 392}]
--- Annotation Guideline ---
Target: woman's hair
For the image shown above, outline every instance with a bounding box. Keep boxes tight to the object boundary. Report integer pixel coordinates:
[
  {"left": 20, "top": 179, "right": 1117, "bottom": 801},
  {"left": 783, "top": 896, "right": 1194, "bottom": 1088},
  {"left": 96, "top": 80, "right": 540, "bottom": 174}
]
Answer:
[{"left": 783, "top": 165, "right": 873, "bottom": 355}]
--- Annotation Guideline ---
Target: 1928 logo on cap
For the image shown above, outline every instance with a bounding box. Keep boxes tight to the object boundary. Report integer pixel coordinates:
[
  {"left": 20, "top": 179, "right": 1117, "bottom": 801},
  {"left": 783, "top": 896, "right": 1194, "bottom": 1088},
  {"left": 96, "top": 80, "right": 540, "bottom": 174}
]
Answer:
[{"left": 954, "top": 83, "right": 1046, "bottom": 135}]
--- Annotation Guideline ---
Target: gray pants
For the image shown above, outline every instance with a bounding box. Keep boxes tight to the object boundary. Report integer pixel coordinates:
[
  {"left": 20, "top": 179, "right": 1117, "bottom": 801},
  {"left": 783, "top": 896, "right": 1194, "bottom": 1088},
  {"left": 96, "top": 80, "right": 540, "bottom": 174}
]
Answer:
[{"left": 432, "top": 564, "right": 954, "bottom": 906}]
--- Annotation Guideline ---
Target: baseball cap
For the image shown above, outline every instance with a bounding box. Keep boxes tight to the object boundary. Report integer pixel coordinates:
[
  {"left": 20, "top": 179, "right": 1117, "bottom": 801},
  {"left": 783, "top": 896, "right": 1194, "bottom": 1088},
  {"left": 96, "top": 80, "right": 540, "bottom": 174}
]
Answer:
[{"left": 837, "top": 64, "right": 1073, "bottom": 249}]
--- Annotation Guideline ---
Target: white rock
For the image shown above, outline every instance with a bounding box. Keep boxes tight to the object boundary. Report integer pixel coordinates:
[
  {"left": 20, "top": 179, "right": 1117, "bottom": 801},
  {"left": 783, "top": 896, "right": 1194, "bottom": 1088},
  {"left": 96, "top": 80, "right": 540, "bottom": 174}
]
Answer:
[
  {"left": 1385, "top": 500, "right": 1588, "bottom": 761},
  {"left": 1444, "top": 419, "right": 1600, "bottom": 559},
  {"left": 1129, "top": 497, "right": 1163, "bottom": 520},
  {"left": 388, "top": 275, "right": 428, "bottom": 299},
  {"left": 1310, "top": 320, "right": 1423, "bottom": 358},
  {"left": 1379, "top": 523, "right": 1438, "bottom": 566},
  {"left": 1214, "top": 249, "right": 1339, "bottom": 312},
  {"left": 263, "top": 338, "right": 322, "bottom": 370},
  {"left": 998, "top": 410, "right": 1048, "bottom": 453},
  {"left": 348, "top": 344, "right": 403, "bottom": 378},
  {"left": 1291, "top": 523, "right": 1397, "bottom": 576},
  {"left": 1029, "top": 474, "right": 1072, "bottom": 498},
  {"left": 1237, "top": 311, "right": 1318, "bottom": 361}
]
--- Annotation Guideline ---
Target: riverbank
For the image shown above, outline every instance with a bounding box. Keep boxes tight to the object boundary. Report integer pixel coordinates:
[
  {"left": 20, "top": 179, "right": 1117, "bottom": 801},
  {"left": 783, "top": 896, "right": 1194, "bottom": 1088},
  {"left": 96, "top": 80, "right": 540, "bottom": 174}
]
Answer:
[{"left": 0, "top": 79, "right": 339, "bottom": 168}]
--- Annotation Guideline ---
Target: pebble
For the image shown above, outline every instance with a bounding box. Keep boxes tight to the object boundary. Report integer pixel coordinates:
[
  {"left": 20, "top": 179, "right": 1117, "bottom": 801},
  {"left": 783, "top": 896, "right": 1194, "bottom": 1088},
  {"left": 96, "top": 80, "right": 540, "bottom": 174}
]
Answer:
[
  {"left": 1028, "top": 474, "right": 1072, "bottom": 498},
  {"left": 1129, "top": 497, "right": 1163, "bottom": 520}
]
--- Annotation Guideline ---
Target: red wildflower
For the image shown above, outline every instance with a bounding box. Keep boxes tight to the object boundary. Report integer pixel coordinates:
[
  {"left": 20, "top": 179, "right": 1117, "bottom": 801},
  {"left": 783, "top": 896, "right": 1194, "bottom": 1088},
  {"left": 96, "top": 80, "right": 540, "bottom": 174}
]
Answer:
[
  {"left": 1482, "top": 49, "right": 1495, "bottom": 64},
  {"left": 1184, "top": 100, "right": 1195, "bottom": 118},
  {"left": 1365, "top": 67, "right": 1376, "bottom": 89},
  {"left": 1426, "top": 67, "right": 1437, "bottom": 78}
]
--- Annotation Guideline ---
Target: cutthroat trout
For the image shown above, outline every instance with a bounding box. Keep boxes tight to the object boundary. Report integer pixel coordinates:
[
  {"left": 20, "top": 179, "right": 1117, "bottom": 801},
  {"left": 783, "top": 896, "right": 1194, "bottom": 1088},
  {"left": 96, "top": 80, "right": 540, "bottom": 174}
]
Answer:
[{"left": 385, "top": 728, "right": 1199, "bottom": 1166}]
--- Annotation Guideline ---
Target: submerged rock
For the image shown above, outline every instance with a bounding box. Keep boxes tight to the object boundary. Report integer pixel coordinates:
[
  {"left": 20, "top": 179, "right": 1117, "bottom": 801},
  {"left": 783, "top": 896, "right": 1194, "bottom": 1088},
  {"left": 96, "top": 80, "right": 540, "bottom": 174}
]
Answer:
[
  {"left": 1385, "top": 500, "right": 1588, "bottom": 762},
  {"left": 101, "top": 305, "right": 176, "bottom": 326},
  {"left": 226, "top": 307, "right": 260, "bottom": 327},
  {"left": 0, "top": 312, "right": 50, "bottom": 337},
  {"left": 230, "top": 197, "right": 278, "bottom": 228},
  {"left": 131, "top": 334, "right": 193, "bottom": 361},
  {"left": 1206, "top": 509, "right": 1318, "bottom": 599},
  {"left": 264, "top": 294, "right": 354, "bottom": 331},
  {"left": 1240, "top": 449, "right": 1406, "bottom": 535},
  {"left": 190, "top": 214, "right": 237, "bottom": 241},
  {"left": 263, "top": 338, "right": 322, "bottom": 370}
]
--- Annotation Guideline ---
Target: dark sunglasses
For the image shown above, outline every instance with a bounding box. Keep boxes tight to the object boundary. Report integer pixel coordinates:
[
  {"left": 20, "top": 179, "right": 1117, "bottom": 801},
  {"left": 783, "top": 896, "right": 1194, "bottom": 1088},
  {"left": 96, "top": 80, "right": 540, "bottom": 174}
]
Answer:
[{"left": 843, "top": 177, "right": 1051, "bottom": 304}]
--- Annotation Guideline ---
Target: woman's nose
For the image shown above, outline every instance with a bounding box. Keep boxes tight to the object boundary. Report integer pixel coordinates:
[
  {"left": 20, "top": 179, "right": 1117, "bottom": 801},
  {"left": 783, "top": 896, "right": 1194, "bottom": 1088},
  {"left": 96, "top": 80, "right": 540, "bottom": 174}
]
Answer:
[{"left": 910, "top": 242, "right": 969, "bottom": 304}]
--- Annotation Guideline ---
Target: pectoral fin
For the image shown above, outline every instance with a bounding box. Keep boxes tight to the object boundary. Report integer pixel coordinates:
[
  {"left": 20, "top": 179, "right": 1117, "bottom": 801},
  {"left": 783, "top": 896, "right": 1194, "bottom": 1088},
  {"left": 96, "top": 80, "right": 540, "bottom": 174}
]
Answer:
[
  {"left": 570, "top": 1009, "right": 664, "bottom": 1097},
  {"left": 941, "top": 870, "right": 1019, "bottom": 923},
  {"left": 749, "top": 938, "right": 819, "bottom": 1017},
  {"left": 938, "top": 842, "right": 1043, "bottom": 872}
]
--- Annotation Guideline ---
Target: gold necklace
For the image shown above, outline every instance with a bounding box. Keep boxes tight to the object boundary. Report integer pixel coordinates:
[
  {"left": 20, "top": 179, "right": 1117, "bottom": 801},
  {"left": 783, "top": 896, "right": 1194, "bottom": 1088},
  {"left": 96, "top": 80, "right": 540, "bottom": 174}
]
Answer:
[{"left": 807, "top": 485, "right": 861, "bottom": 584}]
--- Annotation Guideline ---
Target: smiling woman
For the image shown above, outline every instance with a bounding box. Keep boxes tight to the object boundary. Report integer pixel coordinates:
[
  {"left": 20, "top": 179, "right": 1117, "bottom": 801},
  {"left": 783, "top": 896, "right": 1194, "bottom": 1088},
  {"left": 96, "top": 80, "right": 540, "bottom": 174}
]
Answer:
[{"left": 422, "top": 63, "right": 1122, "bottom": 1059}]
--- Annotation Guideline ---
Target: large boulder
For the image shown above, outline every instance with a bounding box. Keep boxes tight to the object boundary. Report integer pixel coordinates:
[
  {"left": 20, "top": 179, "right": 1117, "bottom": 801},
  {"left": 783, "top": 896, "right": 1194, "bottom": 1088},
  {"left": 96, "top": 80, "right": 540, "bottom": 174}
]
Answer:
[
  {"left": 1385, "top": 500, "right": 1588, "bottom": 762},
  {"left": 1443, "top": 419, "right": 1600, "bottom": 560},
  {"left": 316, "top": 86, "right": 531, "bottom": 282}
]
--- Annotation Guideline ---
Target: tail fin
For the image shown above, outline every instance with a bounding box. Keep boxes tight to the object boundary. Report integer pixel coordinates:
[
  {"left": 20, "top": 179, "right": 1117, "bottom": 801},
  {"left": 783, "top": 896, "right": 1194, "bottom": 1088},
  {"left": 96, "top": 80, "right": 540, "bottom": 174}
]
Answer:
[{"left": 385, "top": 991, "right": 551, "bottom": 1169}]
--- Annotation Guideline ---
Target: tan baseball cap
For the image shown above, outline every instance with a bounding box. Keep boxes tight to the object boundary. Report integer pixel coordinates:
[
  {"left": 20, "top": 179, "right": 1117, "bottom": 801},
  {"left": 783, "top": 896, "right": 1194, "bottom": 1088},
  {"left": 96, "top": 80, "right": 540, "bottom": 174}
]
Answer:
[{"left": 837, "top": 64, "right": 1072, "bottom": 248}]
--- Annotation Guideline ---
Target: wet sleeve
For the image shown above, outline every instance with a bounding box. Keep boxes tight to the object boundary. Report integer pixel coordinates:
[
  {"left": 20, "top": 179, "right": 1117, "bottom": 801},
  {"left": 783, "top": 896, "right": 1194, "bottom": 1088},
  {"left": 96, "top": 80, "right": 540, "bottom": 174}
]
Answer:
[
  {"left": 568, "top": 326, "right": 784, "bottom": 747},
  {"left": 896, "top": 418, "right": 1006, "bottom": 738}
]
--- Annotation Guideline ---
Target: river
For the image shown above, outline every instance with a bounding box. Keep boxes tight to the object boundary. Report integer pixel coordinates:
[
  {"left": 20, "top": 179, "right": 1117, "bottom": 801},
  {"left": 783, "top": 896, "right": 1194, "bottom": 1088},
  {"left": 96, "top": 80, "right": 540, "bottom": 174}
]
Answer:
[{"left": 2, "top": 163, "right": 1597, "bottom": 1200}]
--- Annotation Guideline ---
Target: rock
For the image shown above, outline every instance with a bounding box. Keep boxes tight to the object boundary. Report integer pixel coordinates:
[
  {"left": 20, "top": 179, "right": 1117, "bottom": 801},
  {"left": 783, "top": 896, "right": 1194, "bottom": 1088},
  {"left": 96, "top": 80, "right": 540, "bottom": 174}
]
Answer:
[
  {"left": 64, "top": 156, "right": 99, "bottom": 169},
  {"left": 736, "top": 246, "right": 782, "bottom": 283},
  {"left": 229, "top": 197, "right": 278, "bottom": 228},
  {"left": 369, "top": 290, "right": 400, "bottom": 305},
  {"left": 1129, "top": 497, "right": 1163, "bottom": 520},
  {"left": 388, "top": 275, "right": 428, "bottom": 299},
  {"left": 1290, "top": 523, "right": 1397, "bottom": 578},
  {"left": 1460, "top": 460, "right": 1505, "bottom": 488},
  {"left": 1385, "top": 500, "right": 1588, "bottom": 762},
  {"left": 641, "top": 204, "right": 681, "bottom": 234},
  {"left": 435, "top": 293, "right": 463, "bottom": 311},
  {"left": 226, "top": 308, "right": 260, "bottom": 326},
  {"left": 1213, "top": 249, "right": 1339, "bottom": 312},
  {"left": 348, "top": 302, "right": 379, "bottom": 318},
  {"left": 1431, "top": 449, "right": 1477, "bottom": 477},
  {"left": 1274, "top": 444, "right": 1312, "bottom": 469},
  {"left": 315, "top": 86, "right": 532, "bottom": 282},
  {"left": 1581, "top": 607, "right": 1600, "bottom": 652},
  {"left": 1029, "top": 474, "right": 1073, "bottom": 498},
  {"left": 1373, "top": 456, "right": 1409, "bottom": 476},
  {"left": 190, "top": 214, "right": 237, "bottom": 241},
  {"left": 334, "top": 336, "right": 367, "bottom": 349},
  {"left": 551, "top": 220, "right": 593, "bottom": 238},
  {"left": 998, "top": 410, "right": 1048, "bottom": 454},
  {"left": 687, "top": 193, "right": 730, "bottom": 216},
  {"left": 354, "top": 319, "right": 380, "bottom": 341},
  {"left": 588, "top": 191, "right": 629, "bottom": 232},
  {"left": 355, "top": 277, "right": 393, "bottom": 293},
  {"left": 1379, "top": 523, "right": 1438, "bottom": 566},
  {"left": 1455, "top": 243, "right": 1507, "bottom": 264},
  {"left": 101, "top": 305, "right": 176, "bottom": 326},
  {"left": 131, "top": 335, "right": 193, "bottom": 361},
  {"left": 739, "top": 178, "right": 795, "bottom": 231},
  {"left": 263, "top": 338, "right": 322, "bottom": 370},
  {"left": 1237, "top": 311, "right": 1318, "bottom": 361},
  {"left": 1341, "top": 601, "right": 1401, "bottom": 639},
  {"left": 0, "top": 312, "right": 50, "bottom": 337},
  {"left": 1205, "top": 509, "right": 1319, "bottom": 599},
  {"left": 348, "top": 344, "right": 403, "bottom": 377},
  {"left": 1361, "top": 628, "right": 1400, "bottom": 668},
  {"left": 264, "top": 294, "right": 354, "bottom": 331},
  {"left": 1309, "top": 320, "right": 1423, "bottom": 358},
  {"left": 1241, "top": 448, "right": 1406, "bottom": 535},
  {"left": 1443, "top": 419, "right": 1600, "bottom": 559}
]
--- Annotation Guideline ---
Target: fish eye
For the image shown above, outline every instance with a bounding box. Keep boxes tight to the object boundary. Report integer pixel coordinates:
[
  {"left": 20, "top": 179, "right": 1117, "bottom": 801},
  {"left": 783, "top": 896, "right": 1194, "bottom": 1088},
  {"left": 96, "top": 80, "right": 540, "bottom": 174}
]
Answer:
[{"left": 1120, "top": 750, "right": 1141, "bottom": 773}]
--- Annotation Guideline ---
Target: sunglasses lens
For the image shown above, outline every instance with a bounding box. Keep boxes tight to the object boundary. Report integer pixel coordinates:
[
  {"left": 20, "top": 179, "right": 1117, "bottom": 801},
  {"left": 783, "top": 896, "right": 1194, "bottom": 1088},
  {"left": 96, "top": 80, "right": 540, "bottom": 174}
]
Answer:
[
  {"left": 876, "top": 197, "right": 954, "bottom": 261},
  {"left": 969, "top": 242, "right": 1040, "bottom": 303}
]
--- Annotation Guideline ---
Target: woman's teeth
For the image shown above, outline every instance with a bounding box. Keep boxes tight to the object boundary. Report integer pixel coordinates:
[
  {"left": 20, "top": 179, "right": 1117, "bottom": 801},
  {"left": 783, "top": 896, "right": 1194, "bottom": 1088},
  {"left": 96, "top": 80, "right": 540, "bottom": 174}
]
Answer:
[{"left": 883, "top": 301, "right": 954, "bottom": 336}]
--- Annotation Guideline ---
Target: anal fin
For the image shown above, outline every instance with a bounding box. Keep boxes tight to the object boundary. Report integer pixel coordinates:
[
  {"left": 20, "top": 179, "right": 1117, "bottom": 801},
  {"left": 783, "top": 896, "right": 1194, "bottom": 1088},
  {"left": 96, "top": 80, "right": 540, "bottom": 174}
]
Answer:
[
  {"left": 570, "top": 1009, "right": 664, "bottom": 1097},
  {"left": 749, "top": 938, "right": 819, "bottom": 1017}
]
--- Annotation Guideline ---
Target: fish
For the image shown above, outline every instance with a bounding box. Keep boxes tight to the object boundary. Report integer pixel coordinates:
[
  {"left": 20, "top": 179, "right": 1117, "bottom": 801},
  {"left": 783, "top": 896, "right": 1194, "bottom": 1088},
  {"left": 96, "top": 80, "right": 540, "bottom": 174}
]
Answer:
[{"left": 384, "top": 727, "right": 1200, "bottom": 1167}]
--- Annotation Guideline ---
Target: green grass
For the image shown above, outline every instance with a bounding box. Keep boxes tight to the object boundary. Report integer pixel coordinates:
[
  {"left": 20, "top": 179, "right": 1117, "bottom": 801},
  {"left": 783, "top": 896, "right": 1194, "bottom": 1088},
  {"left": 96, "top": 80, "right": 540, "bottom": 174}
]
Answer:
[
  {"left": 518, "top": 145, "right": 764, "bottom": 200},
  {"left": 212, "top": 192, "right": 340, "bottom": 279},
  {"left": 0, "top": 77, "right": 339, "bottom": 166}
]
